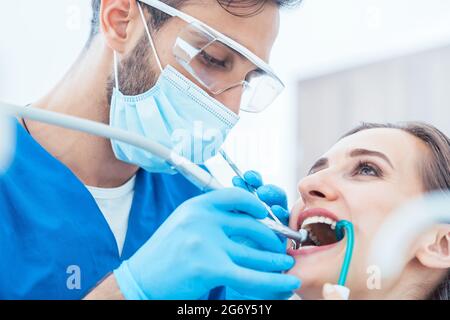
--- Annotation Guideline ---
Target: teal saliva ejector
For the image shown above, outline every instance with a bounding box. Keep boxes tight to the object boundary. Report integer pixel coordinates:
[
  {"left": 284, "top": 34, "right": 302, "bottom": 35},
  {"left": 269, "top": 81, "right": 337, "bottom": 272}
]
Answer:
[{"left": 335, "top": 220, "right": 355, "bottom": 286}]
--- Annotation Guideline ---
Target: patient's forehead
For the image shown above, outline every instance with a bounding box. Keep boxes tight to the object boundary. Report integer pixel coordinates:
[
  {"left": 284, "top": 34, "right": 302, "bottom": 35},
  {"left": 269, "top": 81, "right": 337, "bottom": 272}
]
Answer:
[{"left": 323, "top": 128, "right": 428, "bottom": 168}]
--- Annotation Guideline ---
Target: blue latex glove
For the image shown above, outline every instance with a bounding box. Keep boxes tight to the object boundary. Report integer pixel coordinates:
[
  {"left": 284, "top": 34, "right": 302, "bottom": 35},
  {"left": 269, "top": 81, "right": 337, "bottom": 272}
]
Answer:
[
  {"left": 114, "top": 188, "right": 301, "bottom": 300},
  {"left": 232, "top": 171, "right": 290, "bottom": 226}
]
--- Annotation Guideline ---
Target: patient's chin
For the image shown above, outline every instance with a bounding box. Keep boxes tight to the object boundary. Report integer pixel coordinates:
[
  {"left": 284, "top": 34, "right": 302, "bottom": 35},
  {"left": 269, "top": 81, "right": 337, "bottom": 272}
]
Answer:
[
  {"left": 294, "top": 285, "right": 324, "bottom": 300},
  {"left": 287, "top": 261, "right": 341, "bottom": 298}
]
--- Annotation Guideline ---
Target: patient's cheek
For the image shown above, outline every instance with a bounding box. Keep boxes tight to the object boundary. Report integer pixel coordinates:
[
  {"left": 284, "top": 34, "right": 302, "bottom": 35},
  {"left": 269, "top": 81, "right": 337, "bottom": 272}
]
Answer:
[
  {"left": 289, "top": 205, "right": 302, "bottom": 230},
  {"left": 292, "top": 260, "right": 302, "bottom": 273}
]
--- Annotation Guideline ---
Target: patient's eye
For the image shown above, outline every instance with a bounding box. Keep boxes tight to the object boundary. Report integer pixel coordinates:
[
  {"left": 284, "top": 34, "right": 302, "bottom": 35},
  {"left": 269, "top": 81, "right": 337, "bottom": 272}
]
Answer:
[{"left": 353, "top": 161, "right": 382, "bottom": 177}]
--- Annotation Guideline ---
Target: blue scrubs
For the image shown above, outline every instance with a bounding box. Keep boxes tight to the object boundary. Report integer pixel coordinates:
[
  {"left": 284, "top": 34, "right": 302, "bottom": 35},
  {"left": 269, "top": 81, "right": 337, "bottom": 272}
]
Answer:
[{"left": 0, "top": 120, "right": 225, "bottom": 299}]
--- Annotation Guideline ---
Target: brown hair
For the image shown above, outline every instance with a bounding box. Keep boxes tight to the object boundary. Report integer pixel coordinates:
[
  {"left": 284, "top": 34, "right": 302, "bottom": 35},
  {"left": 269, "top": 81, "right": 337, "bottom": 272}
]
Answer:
[{"left": 343, "top": 122, "right": 450, "bottom": 300}]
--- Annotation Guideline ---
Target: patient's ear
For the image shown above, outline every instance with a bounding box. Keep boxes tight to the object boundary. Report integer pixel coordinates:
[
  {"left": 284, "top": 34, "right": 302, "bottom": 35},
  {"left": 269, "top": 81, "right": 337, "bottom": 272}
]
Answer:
[{"left": 416, "top": 225, "right": 450, "bottom": 269}]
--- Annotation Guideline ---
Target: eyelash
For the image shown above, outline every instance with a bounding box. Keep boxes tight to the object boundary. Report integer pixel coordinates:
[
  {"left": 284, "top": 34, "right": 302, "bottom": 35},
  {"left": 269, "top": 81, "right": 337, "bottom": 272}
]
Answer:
[
  {"left": 199, "top": 51, "right": 227, "bottom": 69},
  {"left": 353, "top": 161, "right": 383, "bottom": 178}
]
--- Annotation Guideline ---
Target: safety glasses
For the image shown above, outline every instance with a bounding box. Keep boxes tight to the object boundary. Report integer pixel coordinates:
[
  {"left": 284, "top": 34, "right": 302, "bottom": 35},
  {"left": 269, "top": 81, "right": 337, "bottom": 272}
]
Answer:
[{"left": 139, "top": 0, "right": 285, "bottom": 113}]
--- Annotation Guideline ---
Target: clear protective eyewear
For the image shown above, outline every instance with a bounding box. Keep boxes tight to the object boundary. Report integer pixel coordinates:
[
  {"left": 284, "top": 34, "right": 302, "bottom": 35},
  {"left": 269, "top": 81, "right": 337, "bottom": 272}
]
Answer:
[{"left": 139, "top": 0, "right": 285, "bottom": 113}]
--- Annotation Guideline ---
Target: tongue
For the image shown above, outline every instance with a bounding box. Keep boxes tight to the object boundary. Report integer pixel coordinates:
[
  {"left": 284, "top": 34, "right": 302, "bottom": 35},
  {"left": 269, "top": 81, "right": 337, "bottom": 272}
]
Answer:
[{"left": 308, "top": 223, "right": 338, "bottom": 246}]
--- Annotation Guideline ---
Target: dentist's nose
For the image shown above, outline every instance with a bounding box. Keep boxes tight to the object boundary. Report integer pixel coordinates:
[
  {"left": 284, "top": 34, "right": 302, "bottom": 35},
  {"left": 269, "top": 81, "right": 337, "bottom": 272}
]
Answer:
[
  {"left": 298, "top": 171, "right": 339, "bottom": 204},
  {"left": 217, "top": 85, "right": 243, "bottom": 115}
]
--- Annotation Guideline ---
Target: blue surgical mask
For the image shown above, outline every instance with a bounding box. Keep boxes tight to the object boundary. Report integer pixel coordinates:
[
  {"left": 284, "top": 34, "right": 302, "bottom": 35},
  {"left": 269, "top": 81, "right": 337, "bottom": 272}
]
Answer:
[{"left": 109, "top": 6, "right": 239, "bottom": 174}]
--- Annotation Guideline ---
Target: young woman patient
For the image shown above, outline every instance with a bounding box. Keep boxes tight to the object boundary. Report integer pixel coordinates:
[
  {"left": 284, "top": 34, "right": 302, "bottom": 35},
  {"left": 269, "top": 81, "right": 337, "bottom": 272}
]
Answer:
[{"left": 287, "top": 122, "right": 450, "bottom": 300}]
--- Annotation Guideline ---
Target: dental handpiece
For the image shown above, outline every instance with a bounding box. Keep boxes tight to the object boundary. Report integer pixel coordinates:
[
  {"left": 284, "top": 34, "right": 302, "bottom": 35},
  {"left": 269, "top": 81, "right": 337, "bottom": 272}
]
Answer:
[
  {"left": 262, "top": 217, "right": 309, "bottom": 242},
  {"left": 219, "top": 150, "right": 308, "bottom": 243}
]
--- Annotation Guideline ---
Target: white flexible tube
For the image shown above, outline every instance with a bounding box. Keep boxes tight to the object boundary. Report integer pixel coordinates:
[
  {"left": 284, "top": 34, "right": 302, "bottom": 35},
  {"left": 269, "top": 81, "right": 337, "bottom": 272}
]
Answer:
[
  {"left": 0, "top": 102, "right": 221, "bottom": 192},
  {"left": 0, "top": 112, "right": 15, "bottom": 173},
  {"left": 369, "top": 191, "right": 450, "bottom": 280}
]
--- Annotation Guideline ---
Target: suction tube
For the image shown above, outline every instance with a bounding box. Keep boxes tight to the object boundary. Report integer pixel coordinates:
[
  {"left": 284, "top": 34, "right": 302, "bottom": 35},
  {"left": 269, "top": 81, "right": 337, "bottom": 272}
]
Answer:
[{"left": 336, "top": 220, "right": 355, "bottom": 286}]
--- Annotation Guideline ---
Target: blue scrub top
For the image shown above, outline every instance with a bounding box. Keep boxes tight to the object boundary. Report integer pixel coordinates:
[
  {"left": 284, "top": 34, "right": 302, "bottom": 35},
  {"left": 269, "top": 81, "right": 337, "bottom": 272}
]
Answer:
[{"left": 0, "top": 120, "right": 225, "bottom": 299}]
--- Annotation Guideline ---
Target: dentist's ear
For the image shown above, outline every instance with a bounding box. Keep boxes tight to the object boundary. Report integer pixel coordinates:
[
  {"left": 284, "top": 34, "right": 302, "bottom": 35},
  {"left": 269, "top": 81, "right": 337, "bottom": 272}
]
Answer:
[
  {"left": 100, "top": 0, "right": 144, "bottom": 54},
  {"left": 416, "top": 225, "right": 450, "bottom": 269}
]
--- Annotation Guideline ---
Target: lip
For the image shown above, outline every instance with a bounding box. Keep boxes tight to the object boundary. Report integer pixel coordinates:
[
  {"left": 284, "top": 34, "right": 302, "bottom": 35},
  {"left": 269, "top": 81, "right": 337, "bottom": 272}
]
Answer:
[
  {"left": 288, "top": 242, "right": 340, "bottom": 257},
  {"left": 296, "top": 207, "right": 340, "bottom": 230}
]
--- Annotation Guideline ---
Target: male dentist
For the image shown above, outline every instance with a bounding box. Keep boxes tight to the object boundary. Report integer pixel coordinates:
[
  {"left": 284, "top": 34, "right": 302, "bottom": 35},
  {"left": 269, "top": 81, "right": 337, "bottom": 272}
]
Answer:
[{"left": 0, "top": 0, "right": 301, "bottom": 299}]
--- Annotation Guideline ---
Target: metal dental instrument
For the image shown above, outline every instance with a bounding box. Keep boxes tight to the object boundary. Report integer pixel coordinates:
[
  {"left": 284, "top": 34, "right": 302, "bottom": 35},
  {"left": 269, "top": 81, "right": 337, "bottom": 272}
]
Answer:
[
  {"left": 219, "top": 150, "right": 308, "bottom": 245},
  {"left": 0, "top": 102, "right": 308, "bottom": 243},
  {"left": 219, "top": 150, "right": 283, "bottom": 224}
]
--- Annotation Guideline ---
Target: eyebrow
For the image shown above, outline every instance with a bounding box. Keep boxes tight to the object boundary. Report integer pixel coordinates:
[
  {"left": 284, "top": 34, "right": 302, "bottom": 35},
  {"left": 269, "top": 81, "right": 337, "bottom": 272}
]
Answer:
[
  {"left": 349, "top": 148, "right": 394, "bottom": 169},
  {"left": 308, "top": 157, "right": 329, "bottom": 174},
  {"left": 308, "top": 148, "right": 394, "bottom": 174}
]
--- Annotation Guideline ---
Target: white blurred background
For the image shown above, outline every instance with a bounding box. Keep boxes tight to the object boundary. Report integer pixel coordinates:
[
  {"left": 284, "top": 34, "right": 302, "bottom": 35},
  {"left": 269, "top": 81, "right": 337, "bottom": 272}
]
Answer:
[{"left": 1, "top": 0, "right": 450, "bottom": 204}]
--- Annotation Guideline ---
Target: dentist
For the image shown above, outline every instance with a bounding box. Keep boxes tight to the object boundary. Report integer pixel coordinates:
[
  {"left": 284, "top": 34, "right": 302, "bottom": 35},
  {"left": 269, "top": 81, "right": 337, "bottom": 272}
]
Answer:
[{"left": 0, "top": 0, "right": 300, "bottom": 299}]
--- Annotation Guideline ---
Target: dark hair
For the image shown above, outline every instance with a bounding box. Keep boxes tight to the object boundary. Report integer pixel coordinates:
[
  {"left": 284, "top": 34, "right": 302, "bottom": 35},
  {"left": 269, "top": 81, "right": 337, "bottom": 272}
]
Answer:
[
  {"left": 343, "top": 122, "right": 450, "bottom": 300},
  {"left": 88, "top": 0, "right": 302, "bottom": 44}
]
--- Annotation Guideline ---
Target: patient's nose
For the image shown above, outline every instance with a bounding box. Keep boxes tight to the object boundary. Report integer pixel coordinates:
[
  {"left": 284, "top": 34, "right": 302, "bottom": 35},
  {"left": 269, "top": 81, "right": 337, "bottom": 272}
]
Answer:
[{"left": 298, "top": 172, "right": 339, "bottom": 204}]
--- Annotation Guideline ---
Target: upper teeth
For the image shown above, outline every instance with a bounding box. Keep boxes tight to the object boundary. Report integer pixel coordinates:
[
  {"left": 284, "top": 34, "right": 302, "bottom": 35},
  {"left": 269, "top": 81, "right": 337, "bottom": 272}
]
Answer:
[{"left": 301, "top": 216, "right": 337, "bottom": 230}]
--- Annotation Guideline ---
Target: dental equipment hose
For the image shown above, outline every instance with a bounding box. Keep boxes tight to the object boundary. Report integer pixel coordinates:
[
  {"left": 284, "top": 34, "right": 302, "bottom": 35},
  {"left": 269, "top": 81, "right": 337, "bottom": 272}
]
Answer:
[
  {"left": 335, "top": 220, "right": 354, "bottom": 286},
  {"left": 0, "top": 102, "right": 222, "bottom": 191},
  {"left": 0, "top": 114, "right": 14, "bottom": 173},
  {"left": 0, "top": 102, "right": 307, "bottom": 243}
]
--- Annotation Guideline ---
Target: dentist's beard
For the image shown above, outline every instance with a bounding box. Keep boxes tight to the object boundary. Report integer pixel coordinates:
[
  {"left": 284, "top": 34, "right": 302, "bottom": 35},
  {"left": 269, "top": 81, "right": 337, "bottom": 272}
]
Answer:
[{"left": 106, "top": 34, "right": 159, "bottom": 103}]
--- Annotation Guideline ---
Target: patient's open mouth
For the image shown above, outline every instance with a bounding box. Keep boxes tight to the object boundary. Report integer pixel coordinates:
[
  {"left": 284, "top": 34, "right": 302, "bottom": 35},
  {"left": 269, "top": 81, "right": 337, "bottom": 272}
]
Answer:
[
  {"left": 290, "top": 208, "right": 343, "bottom": 254},
  {"left": 299, "top": 216, "right": 338, "bottom": 247}
]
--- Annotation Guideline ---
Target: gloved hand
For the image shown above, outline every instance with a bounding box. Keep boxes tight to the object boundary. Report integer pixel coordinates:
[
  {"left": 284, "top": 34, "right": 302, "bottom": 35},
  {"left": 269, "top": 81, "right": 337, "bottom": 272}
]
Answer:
[
  {"left": 114, "top": 188, "right": 301, "bottom": 300},
  {"left": 232, "top": 171, "right": 290, "bottom": 226}
]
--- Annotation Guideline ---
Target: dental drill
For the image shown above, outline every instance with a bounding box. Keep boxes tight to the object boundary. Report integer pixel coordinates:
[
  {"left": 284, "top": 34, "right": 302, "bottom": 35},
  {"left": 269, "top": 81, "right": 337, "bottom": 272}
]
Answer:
[{"left": 0, "top": 102, "right": 309, "bottom": 243}]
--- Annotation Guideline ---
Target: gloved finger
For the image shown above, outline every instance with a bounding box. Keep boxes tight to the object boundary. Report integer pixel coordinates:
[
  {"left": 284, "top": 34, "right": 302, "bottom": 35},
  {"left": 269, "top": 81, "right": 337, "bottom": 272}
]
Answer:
[
  {"left": 227, "top": 241, "right": 295, "bottom": 272},
  {"left": 243, "top": 171, "right": 263, "bottom": 189},
  {"left": 229, "top": 236, "right": 260, "bottom": 250},
  {"left": 207, "top": 188, "right": 267, "bottom": 220},
  {"left": 232, "top": 176, "right": 253, "bottom": 192},
  {"left": 270, "top": 205, "right": 290, "bottom": 226},
  {"left": 231, "top": 170, "right": 263, "bottom": 192},
  {"left": 256, "top": 184, "right": 288, "bottom": 210},
  {"left": 222, "top": 213, "right": 286, "bottom": 253},
  {"left": 224, "top": 267, "right": 301, "bottom": 300}
]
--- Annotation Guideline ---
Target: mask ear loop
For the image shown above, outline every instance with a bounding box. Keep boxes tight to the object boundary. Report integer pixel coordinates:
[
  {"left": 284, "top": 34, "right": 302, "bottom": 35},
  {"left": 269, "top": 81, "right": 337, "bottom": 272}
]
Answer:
[
  {"left": 113, "top": 51, "right": 120, "bottom": 91},
  {"left": 137, "top": 2, "right": 163, "bottom": 72}
]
